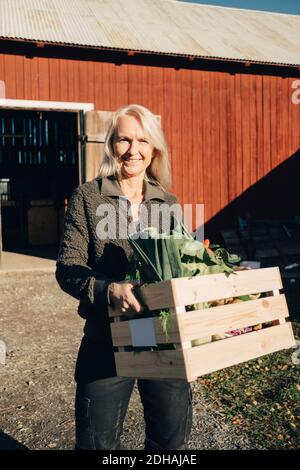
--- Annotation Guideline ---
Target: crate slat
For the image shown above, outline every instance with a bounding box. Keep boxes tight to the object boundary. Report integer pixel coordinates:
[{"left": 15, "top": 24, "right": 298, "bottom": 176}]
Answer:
[
  {"left": 114, "top": 350, "right": 187, "bottom": 380},
  {"left": 137, "top": 267, "right": 282, "bottom": 310},
  {"left": 187, "top": 323, "right": 296, "bottom": 379},
  {"left": 180, "top": 294, "right": 289, "bottom": 341},
  {"left": 111, "top": 314, "right": 179, "bottom": 346}
]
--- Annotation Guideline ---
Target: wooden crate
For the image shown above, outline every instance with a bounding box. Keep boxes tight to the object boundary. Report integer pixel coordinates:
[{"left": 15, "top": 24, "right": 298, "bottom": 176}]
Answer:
[{"left": 108, "top": 267, "right": 296, "bottom": 382}]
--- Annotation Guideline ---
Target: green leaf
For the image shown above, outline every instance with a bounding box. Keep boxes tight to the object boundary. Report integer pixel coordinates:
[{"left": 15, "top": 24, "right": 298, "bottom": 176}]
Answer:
[
  {"left": 129, "top": 237, "right": 163, "bottom": 281},
  {"left": 177, "top": 238, "right": 204, "bottom": 257}
]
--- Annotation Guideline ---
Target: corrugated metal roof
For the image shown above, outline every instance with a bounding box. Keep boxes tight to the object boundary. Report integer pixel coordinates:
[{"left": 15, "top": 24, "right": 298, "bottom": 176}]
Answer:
[{"left": 0, "top": 0, "right": 300, "bottom": 66}]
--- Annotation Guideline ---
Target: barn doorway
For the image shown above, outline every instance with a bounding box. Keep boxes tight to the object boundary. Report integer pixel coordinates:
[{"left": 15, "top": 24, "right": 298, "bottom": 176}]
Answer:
[{"left": 0, "top": 109, "right": 80, "bottom": 254}]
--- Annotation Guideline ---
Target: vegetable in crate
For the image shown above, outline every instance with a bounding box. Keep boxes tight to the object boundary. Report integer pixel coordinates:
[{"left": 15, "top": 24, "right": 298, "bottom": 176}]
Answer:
[
  {"left": 128, "top": 220, "right": 244, "bottom": 342},
  {"left": 129, "top": 224, "right": 240, "bottom": 282}
]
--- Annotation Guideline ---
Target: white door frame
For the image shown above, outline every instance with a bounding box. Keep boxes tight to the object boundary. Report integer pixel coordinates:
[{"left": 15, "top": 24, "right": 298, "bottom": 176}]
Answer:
[
  {"left": 0, "top": 98, "right": 94, "bottom": 112},
  {"left": 0, "top": 99, "right": 95, "bottom": 252},
  {"left": 0, "top": 98, "right": 95, "bottom": 183}
]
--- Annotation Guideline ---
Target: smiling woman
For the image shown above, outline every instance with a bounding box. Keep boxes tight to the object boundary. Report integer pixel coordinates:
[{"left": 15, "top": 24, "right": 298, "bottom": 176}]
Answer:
[{"left": 55, "top": 103, "right": 193, "bottom": 450}]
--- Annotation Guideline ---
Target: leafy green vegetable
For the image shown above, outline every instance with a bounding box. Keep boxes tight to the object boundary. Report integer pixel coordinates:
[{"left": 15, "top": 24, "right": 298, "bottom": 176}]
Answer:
[{"left": 126, "top": 219, "right": 241, "bottom": 339}]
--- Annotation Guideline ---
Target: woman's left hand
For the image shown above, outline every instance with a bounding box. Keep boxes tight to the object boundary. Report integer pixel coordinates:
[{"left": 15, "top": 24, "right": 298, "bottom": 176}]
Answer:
[{"left": 108, "top": 280, "right": 144, "bottom": 317}]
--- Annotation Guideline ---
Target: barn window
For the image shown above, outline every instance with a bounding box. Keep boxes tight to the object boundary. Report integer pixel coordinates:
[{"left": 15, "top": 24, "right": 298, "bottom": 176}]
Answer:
[
  {"left": 0, "top": 177, "right": 10, "bottom": 201},
  {"left": 0, "top": 110, "right": 77, "bottom": 167}
]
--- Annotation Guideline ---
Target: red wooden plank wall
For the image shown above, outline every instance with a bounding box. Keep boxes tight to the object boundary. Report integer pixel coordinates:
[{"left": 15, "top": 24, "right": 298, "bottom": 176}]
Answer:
[{"left": 0, "top": 53, "right": 299, "bottom": 224}]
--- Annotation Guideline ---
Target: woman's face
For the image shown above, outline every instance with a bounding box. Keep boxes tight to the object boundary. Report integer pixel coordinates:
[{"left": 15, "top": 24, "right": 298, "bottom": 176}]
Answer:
[{"left": 113, "top": 114, "right": 155, "bottom": 179}]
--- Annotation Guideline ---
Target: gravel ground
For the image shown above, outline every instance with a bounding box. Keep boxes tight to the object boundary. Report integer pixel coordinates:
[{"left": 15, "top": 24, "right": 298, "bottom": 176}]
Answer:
[{"left": 0, "top": 271, "right": 252, "bottom": 450}]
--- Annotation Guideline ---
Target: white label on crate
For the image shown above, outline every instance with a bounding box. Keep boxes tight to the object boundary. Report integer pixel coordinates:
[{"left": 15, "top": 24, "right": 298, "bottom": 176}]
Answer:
[{"left": 129, "top": 318, "right": 157, "bottom": 347}]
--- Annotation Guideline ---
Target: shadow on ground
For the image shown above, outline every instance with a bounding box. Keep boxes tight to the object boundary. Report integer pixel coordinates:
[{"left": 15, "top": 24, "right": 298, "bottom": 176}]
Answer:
[
  {"left": 0, "top": 430, "right": 28, "bottom": 450},
  {"left": 3, "top": 246, "right": 59, "bottom": 261}
]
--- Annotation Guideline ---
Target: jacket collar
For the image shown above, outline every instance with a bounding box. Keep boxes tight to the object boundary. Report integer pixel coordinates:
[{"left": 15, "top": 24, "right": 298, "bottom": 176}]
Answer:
[{"left": 97, "top": 175, "right": 166, "bottom": 202}]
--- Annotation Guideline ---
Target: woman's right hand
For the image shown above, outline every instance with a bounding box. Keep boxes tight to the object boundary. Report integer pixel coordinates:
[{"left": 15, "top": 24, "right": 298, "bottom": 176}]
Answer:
[{"left": 107, "top": 281, "right": 144, "bottom": 317}]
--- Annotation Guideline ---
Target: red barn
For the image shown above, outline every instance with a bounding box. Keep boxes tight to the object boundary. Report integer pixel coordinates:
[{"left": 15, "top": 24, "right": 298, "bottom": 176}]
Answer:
[{"left": 0, "top": 0, "right": 299, "bottom": 253}]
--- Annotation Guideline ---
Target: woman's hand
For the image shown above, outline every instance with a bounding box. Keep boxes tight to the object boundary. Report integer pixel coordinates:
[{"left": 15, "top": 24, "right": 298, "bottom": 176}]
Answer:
[{"left": 107, "top": 281, "right": 144, "bottom": 317}]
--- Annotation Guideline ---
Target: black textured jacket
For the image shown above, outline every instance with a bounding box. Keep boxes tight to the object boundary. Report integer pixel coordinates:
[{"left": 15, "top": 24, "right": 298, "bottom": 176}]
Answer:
[{"left": 56, "top": 175, "right": 178, "bottom": 348}]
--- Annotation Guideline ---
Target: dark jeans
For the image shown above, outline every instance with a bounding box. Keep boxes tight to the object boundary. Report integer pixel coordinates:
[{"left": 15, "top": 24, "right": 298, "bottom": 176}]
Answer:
[{"left": 75, "top": 376, "right": 192, "bottom": 450}]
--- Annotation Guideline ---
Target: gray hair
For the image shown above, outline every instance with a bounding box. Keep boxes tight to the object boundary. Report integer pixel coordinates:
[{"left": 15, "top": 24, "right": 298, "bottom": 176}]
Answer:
[{"left": 98, "top": 104, "right": 171, "bottom": 189}]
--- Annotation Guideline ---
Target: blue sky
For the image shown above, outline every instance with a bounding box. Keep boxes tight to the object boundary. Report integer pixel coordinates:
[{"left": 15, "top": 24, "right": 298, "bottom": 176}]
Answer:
[{"left": 179, "top": 0, "right": 300, "bottom": 15}]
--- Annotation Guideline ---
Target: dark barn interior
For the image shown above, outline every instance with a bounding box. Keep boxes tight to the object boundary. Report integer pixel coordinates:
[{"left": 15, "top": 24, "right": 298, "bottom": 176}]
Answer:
[{"left": 0, "top": 109, "right": 79, "bottom": 251}]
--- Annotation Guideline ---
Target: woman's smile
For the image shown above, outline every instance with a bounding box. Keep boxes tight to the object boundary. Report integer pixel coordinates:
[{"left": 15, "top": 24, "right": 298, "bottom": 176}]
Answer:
[{"left": 122, "top": 156, "right": 144, "bottom": 164}]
